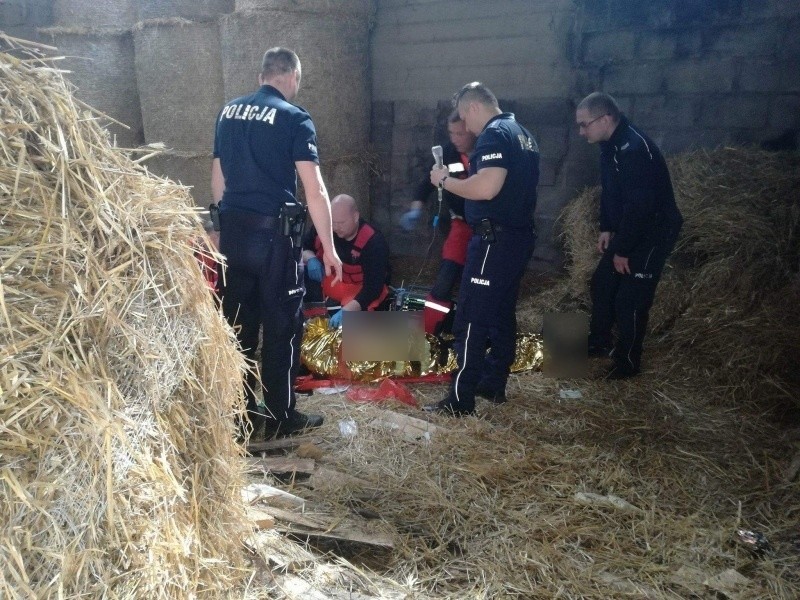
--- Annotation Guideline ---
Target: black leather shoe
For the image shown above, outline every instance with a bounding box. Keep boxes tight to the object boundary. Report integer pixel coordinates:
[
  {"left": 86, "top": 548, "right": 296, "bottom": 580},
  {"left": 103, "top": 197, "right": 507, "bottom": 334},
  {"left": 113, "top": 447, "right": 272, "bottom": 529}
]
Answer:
[
  {"left": 475, "top": 385, "right": 507, "bottom": 404},
  {"left": 588, "top": 344, "right": 612, "bottom": 358},
  {"left": 264, "top": 410, "right": 324, "bottom": 439},
  {"left": 422, "top": 400, "right": 474, "bottom": 416}
]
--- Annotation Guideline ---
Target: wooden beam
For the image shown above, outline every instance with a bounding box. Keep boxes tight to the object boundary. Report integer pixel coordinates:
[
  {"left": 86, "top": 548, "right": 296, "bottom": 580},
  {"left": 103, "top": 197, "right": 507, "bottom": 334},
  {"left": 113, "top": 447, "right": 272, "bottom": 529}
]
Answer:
[
  {"left": 369, "top": 410, "right": 448, "bottom": 442},
  {"left": 245, "top": 457, "right": 316, "bottom": 475},
  {"left": 246, "top": 435, "right": 322, "bottom": 454}
]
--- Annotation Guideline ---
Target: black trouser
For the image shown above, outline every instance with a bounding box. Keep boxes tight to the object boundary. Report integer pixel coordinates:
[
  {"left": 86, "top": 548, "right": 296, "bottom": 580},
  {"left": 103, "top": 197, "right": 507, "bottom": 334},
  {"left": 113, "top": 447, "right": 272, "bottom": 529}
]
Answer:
[
  {"left": 447, "top": 226, "right": 535, "bottom": 411},
  {"left": 218, "top": 209, "right": 304, "bottom": 423},
  {"left": 430, "top": 259, "right": 463, "bottom": 301},
  {"left": 589, "top": 226, "right": 679, "bottom": 373}
]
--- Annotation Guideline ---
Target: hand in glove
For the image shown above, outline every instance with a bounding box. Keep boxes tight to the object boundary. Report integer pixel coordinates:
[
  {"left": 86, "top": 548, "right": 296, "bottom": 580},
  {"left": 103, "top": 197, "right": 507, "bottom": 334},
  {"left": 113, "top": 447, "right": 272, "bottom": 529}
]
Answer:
[
  {"left": 305, "top": 256, "right": 324, "bottom": 282},
  {"left": 399, "top": 207, "right": 423, "bottom": 231},
  {"left": 329, "top": 308, "right": 343, "bottom": 329}
]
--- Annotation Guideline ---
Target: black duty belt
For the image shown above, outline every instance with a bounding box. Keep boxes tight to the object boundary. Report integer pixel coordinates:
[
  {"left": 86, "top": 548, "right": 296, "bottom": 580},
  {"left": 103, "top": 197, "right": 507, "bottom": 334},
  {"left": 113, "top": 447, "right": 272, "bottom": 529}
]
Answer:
[{"left": 222, "top": 208, "right": 280, "bottom": 231}]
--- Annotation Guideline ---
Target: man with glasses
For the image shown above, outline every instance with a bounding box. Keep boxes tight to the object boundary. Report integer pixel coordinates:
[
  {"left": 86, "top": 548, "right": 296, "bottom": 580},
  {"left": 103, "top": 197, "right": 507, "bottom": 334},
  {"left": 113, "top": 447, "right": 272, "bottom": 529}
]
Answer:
[{"left": 575, "top": 92, "right": 683, "bottom": 379}]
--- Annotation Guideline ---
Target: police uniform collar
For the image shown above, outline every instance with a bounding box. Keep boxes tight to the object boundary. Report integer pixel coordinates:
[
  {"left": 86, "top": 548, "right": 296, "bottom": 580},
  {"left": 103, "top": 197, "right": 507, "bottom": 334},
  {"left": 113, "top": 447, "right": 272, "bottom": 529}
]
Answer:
[
  {"left": 481, "top": 112, "right": 514, "bottom": 133},
  {"left": 260, "top": 84, "right": 286, "bottom": 101},
  {"left": 605, "top": 114, "right": 630, "bottom": 149}
]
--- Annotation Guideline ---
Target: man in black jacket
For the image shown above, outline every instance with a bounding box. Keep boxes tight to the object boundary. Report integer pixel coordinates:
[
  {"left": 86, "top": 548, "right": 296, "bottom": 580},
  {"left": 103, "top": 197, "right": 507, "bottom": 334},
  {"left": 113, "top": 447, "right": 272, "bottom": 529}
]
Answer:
[{"left": 576, "top": 92, "right": 683, "bottom": 379}]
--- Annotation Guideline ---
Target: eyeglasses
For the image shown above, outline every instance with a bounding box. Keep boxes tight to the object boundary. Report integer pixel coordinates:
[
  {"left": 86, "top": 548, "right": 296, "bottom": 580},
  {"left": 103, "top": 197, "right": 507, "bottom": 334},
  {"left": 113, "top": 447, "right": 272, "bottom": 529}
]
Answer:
[{"left": 577, "top": 114, "right": 607, "bottom": 129}]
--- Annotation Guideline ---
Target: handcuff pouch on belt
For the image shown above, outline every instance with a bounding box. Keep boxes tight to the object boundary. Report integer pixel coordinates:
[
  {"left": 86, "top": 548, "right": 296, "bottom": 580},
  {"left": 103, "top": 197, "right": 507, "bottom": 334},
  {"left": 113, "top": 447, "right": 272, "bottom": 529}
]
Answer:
[
  {"left": 475, "top": 218, "right": 496, "bottom": 243},
  {"left": 209, "top": 203, "right": 221, "bottom": 231},
  {"left": 280, "top": 202, "right": 308, "bottom": 245}
]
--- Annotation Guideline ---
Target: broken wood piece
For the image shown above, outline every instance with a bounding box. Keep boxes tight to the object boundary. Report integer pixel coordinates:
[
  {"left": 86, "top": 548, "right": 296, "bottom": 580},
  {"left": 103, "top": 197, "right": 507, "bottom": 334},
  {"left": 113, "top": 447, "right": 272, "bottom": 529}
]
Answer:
[
  {"left": 246, "top": 506, "right": 276, "bottom": 530},
  {"left": 308, "top": 466, "right": 373, "bottom": 490},
  {"left": 265, "top": 505, "right": 330, "bottom": 530},
  {"left": 573, "top": 491, "right": 642, "bottom": 513},
  {"left": 278, "top": 521, "right": 395, "bottom": 548},
  {"left": 703, "top": 569, "right": 752, "bottom": 599},
  {"left": 246, "top": 457, "right": 316, "bottom": 476},
  {"left": 246, "top": 435, "right": 321, "bottom": 454},
  {"left": 369, "top": 410, "right": 447, "bottom": 442},
  {"left": 785, "top": 449, "right": 800, "bottom": 482},
  {"left": 242, "top": 483, "right": 306, "bottom": 509}
]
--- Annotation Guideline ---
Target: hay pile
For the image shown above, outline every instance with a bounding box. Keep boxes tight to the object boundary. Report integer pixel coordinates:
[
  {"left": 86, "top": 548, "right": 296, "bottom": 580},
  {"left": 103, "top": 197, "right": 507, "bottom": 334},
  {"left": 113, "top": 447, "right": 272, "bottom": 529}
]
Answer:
[
  {"left": 0, "top": 35, "right": 250, "bottom": 597},
  {"left": 528, "top": 147, "right": 800, "bottom": 408}
]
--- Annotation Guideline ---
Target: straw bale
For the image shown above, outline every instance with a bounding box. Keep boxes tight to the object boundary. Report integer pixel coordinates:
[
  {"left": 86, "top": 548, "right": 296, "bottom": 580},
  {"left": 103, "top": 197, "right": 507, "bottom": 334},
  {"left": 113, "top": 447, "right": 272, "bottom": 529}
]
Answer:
[
  {"left": 133, "top": 19, "right": 225, "bottom": 151},
  {"left": 141, "top": 150, "right": 214, "bottom": 207},
  {"left": 0, "top": 34, "right": 249, "bottom": 597},
  {"left": 220, "top": 9, "right": 372, "bottom": 212},
  {"left": 137, "top": 0, "right": 234, "bottom": 21},
  {"left": 52, "top": 0, "right": 136, "bottom": 28},
  {"left": 235, "top": 0, "right": 374, "bottom": 15},
  {"left": 39, "top": 28, "right": 144, "bottom": 148}
]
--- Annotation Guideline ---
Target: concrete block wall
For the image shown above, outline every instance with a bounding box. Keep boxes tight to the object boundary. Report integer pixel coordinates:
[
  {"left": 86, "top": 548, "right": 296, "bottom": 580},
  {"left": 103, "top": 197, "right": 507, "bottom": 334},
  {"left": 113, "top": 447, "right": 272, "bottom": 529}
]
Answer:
[{"left": 371, "top": 0, "right": 800, "bottom": 270}]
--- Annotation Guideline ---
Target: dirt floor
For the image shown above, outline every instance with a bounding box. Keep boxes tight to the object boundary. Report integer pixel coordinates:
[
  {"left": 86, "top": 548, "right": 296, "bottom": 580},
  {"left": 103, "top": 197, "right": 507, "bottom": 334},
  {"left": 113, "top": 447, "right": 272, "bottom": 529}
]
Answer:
[{"left": 242, "top": 258, "right": 800, "bottom": 599}]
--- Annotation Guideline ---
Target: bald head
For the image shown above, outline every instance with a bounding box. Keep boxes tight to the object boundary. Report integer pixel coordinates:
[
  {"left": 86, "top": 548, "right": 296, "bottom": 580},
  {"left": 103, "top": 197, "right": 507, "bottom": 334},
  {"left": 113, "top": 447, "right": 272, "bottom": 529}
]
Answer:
[{"left": 330, "top": 194, "right": 360, "bottom": 240}]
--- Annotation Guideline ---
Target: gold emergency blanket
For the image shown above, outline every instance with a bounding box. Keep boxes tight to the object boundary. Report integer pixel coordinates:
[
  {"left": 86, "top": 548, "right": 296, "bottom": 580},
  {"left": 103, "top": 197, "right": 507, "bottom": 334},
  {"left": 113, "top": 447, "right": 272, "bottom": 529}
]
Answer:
[{"left": 301, "top": 317, "right": 543, "bottom": 382}]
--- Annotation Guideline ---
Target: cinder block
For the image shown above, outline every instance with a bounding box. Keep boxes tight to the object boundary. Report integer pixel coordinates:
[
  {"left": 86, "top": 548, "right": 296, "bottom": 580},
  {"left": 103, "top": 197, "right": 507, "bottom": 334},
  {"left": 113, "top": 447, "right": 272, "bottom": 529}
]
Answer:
[
  {"left": 782, "top": 59, "right": 800, "bottom": 92},
  {"left": 769, "top": 94, "right": 800, "bottom": 129},
  {"left": 581, "top": 30, "right": 638, "bottom": 65},
  {"left": 654, "top": 129, "right": 733, "bottom": 154},
  {"left": 536, "top": 126, "right": 570, "bottom": 159},
  {"left": 539, "top": 158, "right": 559, "bottom": 187},
  {"left": 739, "top": 59, "right": 782, "bottom": 92},
  {"left": 709, "top": 23, "right": 783, "bottom": 57},
  {"left": 638, "top": 32, "right": 677, "bottom": 60},
  {"left": 631, "top": 95, "right": 700, "bottom": 129},
  {"left": 603, "top": 62, "right": 666, "bottom": 95},
  {"left": 665, "top": 59, "right": 736, "bottom": 94},
  {"left": 700, "top": 95, "right": 769, "bottom": 129}
]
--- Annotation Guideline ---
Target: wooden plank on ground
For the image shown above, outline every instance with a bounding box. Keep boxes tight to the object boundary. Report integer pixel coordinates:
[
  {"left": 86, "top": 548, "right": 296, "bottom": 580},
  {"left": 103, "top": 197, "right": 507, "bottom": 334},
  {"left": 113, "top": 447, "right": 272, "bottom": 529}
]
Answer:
[
  {"left": 246, "top": 506, "right": 276, "bottom": 530},
  {"left": 242, "top": 483, "right": 306, "bottom": 509},
  {"left": 278, "top": 521, "right": 395, "bottom": 548},
  {"left": 246, "top": 457, "right": 316, "bottom": 476},
  {"left": 264, "top": 505, "right": 330, "bottom": 530},
  {"left": 369, "top": 410, "right": 447, "bottom": 442},
  {"left": 246, "top": 435, "right": 321, "bottom": 454},
  {"left": 308, "top": 466, "right": 373, "bottom": 490}
]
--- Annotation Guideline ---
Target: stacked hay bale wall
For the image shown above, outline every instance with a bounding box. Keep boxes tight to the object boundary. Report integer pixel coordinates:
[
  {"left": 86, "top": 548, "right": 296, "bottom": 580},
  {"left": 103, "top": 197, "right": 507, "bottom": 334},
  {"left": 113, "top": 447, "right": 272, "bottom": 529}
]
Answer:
[
  {"left": 536, "top": 147, "right": 800, "bottom": 408},
  {"left": 221, "top": 1, "right": 374, "bottom": 214},
  {"left": 53, "top": 0, "right": 136, "bottom": 28},
  {"left": 0, "top": 35, "right": 249, "bottom": 597},
  {"left": 133, "top": 19, "right": 224, "bottom": 152},
  {"left": 133, "top": 18, "right": 227, "bottom": 205},
  {"left": 40, "top": 28, "right": 144, "bottom": 148},
  {"left": 137, "top": 0, "right": 234, "bottom": 21}
]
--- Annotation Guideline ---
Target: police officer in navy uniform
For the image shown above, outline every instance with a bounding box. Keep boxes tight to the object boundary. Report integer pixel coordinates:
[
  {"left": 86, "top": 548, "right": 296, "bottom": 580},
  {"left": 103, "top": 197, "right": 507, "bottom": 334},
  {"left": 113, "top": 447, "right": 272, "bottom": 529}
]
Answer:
[
  {"left": 425, "top": 82, "right": 539, "bottom": 415},
  {"left": 575, "top": 92, "right": 682, "bottom": 378},
  {"left": 401, "top": 111, "right": 476, "bottom": 335},
  {"left": 212, "top": 47, "right": 342, "bottom": 438}
]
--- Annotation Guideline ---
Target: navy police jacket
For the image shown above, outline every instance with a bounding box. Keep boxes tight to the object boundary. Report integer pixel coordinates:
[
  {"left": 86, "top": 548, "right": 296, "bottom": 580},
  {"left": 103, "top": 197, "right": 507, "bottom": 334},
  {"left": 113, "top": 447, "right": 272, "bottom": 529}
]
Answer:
[
  {"left": 467, "top": 113, "right": 539, "bottom": 228},
  {"left": 599, "top": 116, "right": 682, "bottom": 257},
  {"left": 213, "top": 85, "right": 319, "bottom": 217}
]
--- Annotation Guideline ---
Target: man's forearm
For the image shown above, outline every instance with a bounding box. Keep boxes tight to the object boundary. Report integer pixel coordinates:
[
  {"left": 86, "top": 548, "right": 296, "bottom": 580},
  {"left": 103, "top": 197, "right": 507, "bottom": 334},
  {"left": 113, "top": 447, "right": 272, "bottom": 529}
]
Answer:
[
  {"left": 211, "top": 158, "right": 225, "bottom": 203},
  {"left": 438, "top": 167, "right": 506, "bottom": 201}
]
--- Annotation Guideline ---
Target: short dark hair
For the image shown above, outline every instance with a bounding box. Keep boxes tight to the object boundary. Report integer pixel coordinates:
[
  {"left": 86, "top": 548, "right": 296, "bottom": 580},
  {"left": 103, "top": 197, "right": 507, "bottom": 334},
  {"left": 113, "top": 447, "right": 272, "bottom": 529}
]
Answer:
[
  {"left": 447, "top": 109, "right": 463, "bottom": 124},
  {"left": 261, "top": 47, "right": 300, "bottom": 80},
  {"left": 577, "top": 92, "right": 621, "bottom": 121},
  {"left": 452, "top": 82, "right": 499, "bottom": 110}
]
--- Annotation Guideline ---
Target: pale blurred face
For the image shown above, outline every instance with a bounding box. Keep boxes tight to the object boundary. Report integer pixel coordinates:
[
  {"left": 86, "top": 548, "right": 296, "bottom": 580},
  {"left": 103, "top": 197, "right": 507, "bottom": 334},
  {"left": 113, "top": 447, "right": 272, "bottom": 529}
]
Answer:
[
  {"left": 576, "top": 108, "right": 612, "bottom": 144},
  {"left": 331, "top": 202, "right": 359, "bottom": 240},
  {"left": 457, "top": 101, "right": 481, "bottom": 136},
  {"left": 448, "top": 119, "right": 476, "bottom": 154}
]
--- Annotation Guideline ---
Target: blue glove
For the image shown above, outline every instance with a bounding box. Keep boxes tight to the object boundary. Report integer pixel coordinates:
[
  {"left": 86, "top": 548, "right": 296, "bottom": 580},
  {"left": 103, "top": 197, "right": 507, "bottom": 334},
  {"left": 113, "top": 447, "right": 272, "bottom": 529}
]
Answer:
[
  {"left": 329, "top": 309, "right": 343, "bottom": 329},
  {"left": 399, "top": 208, "right": 423, "bottom": 231},
  {"left": 305, "top": 256, "right": 324, "bottom": 282}
]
